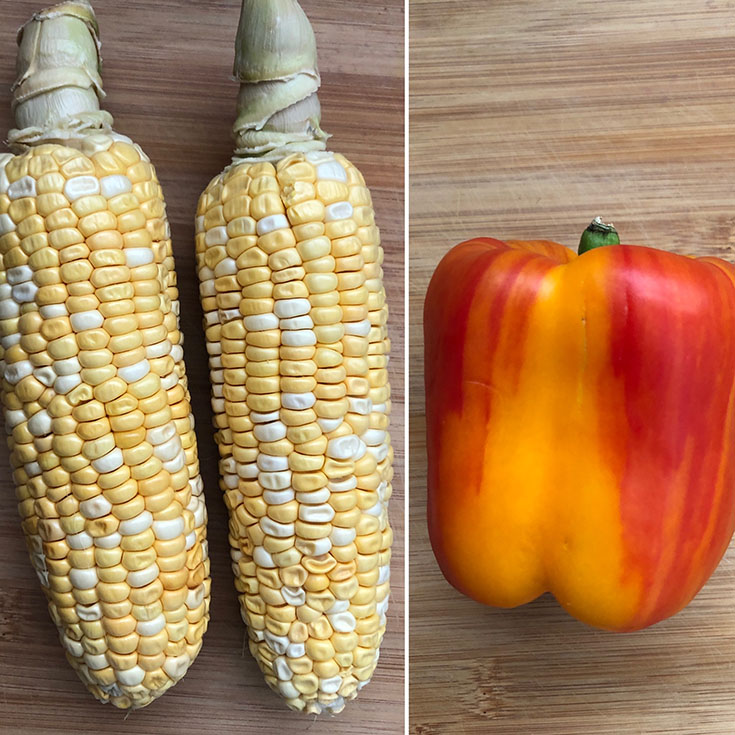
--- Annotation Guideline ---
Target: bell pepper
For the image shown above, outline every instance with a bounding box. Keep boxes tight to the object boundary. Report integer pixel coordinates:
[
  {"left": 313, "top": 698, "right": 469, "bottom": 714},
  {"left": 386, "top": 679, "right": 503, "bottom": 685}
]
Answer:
[{"left": 424, "top": 220, "right": 735, "bottom": 631}]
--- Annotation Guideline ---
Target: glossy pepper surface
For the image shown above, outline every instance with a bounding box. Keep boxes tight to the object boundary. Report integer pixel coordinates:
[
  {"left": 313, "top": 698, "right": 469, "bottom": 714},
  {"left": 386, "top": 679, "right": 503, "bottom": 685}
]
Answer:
[{"left": 424, "top": 235, "right": 735, "bottom": 631}]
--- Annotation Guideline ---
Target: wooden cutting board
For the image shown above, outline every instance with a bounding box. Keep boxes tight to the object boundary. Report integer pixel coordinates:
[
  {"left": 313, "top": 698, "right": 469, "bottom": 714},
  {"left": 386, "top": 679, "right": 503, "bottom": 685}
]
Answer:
[
  {"left": 410, "top": 1, "right": 735, "bottom": 733},
  {"left": 0, "top": 1, "right": 404, "bottom": 733}
]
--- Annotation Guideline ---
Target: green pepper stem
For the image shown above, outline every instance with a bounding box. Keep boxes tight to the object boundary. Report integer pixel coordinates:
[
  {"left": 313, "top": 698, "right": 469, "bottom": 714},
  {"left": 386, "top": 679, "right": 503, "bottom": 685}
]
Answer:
[{"left": 578, "top": 217, "right": 620, "bottom": 255}]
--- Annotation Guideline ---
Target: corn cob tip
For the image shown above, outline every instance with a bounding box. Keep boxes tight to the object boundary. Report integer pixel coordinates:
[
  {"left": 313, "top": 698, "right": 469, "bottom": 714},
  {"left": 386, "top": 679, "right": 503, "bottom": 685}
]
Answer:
[
  {"left": 10, "top": 0, "right": 111, "bottom": 150},
  {"left": 232, "top": 0, "right": 329, "bottom": 163}
]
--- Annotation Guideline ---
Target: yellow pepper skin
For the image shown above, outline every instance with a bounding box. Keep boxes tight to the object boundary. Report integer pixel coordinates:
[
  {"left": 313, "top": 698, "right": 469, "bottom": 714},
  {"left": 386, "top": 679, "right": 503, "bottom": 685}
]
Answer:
[{"left": 424, "top": 237, "right": 735, "bottom": 632}]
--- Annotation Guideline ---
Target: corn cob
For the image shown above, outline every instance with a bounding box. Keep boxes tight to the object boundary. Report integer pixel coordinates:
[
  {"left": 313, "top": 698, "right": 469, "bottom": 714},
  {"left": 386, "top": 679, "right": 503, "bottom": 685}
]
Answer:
[
  {"left": 195, "top": 0, "right": 393, "bottom": 714},
  {"left": 1, "top": 1, "right": 210, "bottom": 708}
]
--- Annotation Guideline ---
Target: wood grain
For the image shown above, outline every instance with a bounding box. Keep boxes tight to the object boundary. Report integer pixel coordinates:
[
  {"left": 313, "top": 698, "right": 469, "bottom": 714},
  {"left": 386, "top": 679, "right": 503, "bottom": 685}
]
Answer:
[
  {"left": 410, "top": 1, "right": 735, "bottom": 733},
  {"left": 0, "top": 1, "right": 404, "bottom": 733}
]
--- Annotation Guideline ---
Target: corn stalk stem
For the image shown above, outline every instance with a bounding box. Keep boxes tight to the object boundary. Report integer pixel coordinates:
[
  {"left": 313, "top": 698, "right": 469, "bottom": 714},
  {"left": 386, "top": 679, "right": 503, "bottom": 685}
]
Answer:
[
  {"left": 8, "top": 0, "right": 112, "bottom": 150},
  {"left": 232, "top": 0, "right": 329, "bottom": 162}
]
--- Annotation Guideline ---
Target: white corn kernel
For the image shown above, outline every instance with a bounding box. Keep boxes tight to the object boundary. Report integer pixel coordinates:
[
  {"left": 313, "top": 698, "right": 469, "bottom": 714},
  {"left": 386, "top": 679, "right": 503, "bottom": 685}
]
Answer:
[{"left": 63, "top": 175, "right": 100, "bottom": 201}]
